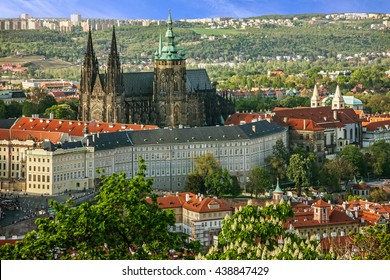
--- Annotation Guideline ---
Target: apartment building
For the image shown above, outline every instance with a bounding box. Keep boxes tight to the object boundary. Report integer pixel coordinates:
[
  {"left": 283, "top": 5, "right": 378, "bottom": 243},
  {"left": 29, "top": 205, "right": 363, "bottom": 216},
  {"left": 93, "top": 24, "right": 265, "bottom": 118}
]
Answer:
[
  {"left": 147, "top": 192, "right": 233, "bottom": 247},
  {"left": 25, "top": 141, "right": 94, "bottom": 195},
  {"left": 285, "top": 200, "right": 360, "bottom": 239}
]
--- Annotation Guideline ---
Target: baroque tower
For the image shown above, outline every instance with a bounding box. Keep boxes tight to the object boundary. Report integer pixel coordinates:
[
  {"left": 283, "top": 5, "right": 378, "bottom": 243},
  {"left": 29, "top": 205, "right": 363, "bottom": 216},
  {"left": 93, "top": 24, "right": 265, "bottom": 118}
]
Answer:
[
  {"left": 332, "top": 85, "right": 345, "bottom": 110},
  {"left": 153, "top": 11, "right": 188, "bottom": 128},
  {"left": 78, "top": 28, "right": 99, "bottom": 121},
  {"left": 310, "top": 84, "right": 321, "bottom": 108}
]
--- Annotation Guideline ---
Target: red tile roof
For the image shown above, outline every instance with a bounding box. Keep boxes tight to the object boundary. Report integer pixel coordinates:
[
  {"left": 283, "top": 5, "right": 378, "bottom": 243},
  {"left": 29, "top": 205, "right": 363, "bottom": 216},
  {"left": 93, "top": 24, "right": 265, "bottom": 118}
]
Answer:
[
  {"left": 224, "top": 113, "right": 268, "bottom": 126},
  {"left": 365, "top": 120, "right": 390, "bottom": 131},
  {"left": 0, "top": 239, "right": 19, "bottom": 247},
  {"left": 320, "top": 235, "right": 354, "bottom": 252},
  {"left": 285, "top": 118, "right": 325, "bottom": 131},
  {"left": 313, "top": 199, "right": 331, "bottom": 208},
  {"left": 149, "top": 192, "right": 233, "bottom": 214},
  {"left": 272, "top": 107, "right": 360, "bottom": 130},
  {"left": 11, "top": 117, "right": 158, "bottom": 137},
  {"left": 146, "top": 196, "right": 182, "bottom": 209}
]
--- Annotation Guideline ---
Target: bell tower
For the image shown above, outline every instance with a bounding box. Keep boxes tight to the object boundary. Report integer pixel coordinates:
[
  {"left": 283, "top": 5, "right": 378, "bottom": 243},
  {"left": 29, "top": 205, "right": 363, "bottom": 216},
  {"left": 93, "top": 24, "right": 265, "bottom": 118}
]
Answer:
[{"left": 153, "top": 11, "right": 187, "bottom": 128}]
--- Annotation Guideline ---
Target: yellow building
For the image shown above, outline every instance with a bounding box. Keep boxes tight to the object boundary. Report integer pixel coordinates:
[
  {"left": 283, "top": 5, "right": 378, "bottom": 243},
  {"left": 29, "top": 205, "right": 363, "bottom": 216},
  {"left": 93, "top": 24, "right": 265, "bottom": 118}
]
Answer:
[{"left": 25, "top": 141, "right": 95, "bottom": 195}]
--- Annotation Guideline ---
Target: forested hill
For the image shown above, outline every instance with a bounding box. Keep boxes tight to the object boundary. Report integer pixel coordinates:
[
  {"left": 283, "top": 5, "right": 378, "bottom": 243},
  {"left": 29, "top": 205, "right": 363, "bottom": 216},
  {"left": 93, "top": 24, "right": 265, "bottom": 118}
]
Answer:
[{"left": 0, "top": 19, "right": 388, "bottom": 67}]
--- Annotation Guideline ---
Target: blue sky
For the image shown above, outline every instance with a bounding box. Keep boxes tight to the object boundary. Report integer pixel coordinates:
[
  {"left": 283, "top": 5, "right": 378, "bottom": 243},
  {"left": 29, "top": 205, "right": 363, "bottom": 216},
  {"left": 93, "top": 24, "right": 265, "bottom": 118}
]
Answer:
[{"left": 1, "top": 0, "right": 389, "bottom": 19}]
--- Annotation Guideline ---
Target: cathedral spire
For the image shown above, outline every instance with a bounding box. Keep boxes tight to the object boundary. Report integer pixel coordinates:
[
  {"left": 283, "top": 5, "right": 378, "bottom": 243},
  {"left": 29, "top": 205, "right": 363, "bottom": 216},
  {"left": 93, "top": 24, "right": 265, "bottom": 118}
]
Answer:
[
  {"left": 81, "top": 28, "right": 99, "bottom": 93},
  {"left": 86, "top": 27, "right": 94, "bottom": 58},
  {"left": 110, "top": 26, "right": 118, "bottom": 57},
  {"left": 79, "top": 28, "right": 99, "bottom": 121},
  {"left": 106, "top": 26, "right": 122, "bottom": 94}
]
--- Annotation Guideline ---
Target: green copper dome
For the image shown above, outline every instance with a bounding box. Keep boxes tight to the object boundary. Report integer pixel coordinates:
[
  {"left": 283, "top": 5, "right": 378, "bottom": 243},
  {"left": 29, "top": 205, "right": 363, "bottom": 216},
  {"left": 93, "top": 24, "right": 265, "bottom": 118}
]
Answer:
[
  {"left": 155, "top": 10, "right": 185, "bottom": 61},
  {"left": 273, "top": 178, "right": 283, "bottom": 193}
]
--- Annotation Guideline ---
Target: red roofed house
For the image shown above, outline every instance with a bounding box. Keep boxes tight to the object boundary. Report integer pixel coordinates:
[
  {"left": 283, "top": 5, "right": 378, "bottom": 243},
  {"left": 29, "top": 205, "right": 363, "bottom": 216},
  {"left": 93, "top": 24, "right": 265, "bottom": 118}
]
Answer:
[
  {"left": 273, "top": 85, "right": 361, "bottom": 159},
  {"left": 346, "top": 200, "right": 389, "bottom": 226},
  {"left": 362, "top": 119, "right": 390, "bottom": 148},
  {"left": 148, "top": 192, "right": 233, "bottom": 248},
  {"left": 285, "top": 199, "right": 360, "bottom": 240},
  {"left": 224, "top": 112, "right": 271, "bottom": 126}
]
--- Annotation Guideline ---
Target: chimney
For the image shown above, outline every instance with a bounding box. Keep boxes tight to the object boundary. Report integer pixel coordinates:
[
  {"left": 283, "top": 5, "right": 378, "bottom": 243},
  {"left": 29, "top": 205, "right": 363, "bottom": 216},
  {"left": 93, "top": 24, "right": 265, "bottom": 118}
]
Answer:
[
  {"left": 175, "top": 192, "right": 178, "bottom": 197},
  {"left": 355, "top": 211, "right": 358, "bottom": 219},
  {"left": 185, "top": 194, "right": 190, "bottom": 202},
  {"left": 342, "top": 202, "right": 346, "bottom": 210},
  {"left": 303, "top": 119, "right": 306, "bottom": 130},
  {"left": 333, "top": 110, "right": 337, "bottom": 120},
  {"left": 283, "top": 117, "right": 288, "bottom": 123},
  {"left": 252, "top": 125, "right": 256, "bottom": 133}
]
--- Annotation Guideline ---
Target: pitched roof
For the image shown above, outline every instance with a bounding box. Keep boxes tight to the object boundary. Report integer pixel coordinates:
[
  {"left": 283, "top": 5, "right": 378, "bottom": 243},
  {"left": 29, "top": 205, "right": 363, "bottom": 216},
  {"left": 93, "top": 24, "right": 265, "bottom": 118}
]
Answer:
[
  {"left": 147, "top": 192, "right": 232, "bottom": 214},
  {"left": 186, "top": 69, "right": 213, "bottom": 92},
  {"left": 272, "top": 106, "right": 359, "bottom": 129},
  {"left": 86, "top": 120, "right": 285, "bottom": 150},
  {"left": 180, "top": 193, "right": 232, "bottom": 214},
  {"left": 285, "top": 208, "right": 357, "bottom": 229},
  {"left": 11, "top": 117, "right": 157, "bottom": 138},
  {"left": 365, "top": 120, "right": 390, "bottom": 131},
  {"left": 285, "top": 118, "right": 325, "bottom": 131},
  {"left": 146, "top": 196, "right": 182, "bottom": 209},
  {"left": 123, "top": 72, "right": 154, "bottom": 97},
  {"left": 0, "top": 118, "right": 17, "bottom": 129},
  {"left": 313, "top": 199, "right": 331, "bottom": 208},
  {"left": 224, "top": 113, "right": 267, "bottom": 126}
]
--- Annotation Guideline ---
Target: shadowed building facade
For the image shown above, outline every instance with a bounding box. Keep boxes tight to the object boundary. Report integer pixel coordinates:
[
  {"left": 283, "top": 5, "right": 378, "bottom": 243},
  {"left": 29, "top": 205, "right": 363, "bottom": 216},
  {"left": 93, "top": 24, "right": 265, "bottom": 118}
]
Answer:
[{"left": 78, "top": 12, "right": 234, "bottom": 127}]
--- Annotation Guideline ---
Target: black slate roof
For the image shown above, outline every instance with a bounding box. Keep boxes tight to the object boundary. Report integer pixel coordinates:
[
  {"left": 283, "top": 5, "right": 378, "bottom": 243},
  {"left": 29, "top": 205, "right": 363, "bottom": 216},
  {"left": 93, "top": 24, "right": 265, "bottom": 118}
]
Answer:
[
  {"left": 85, "top": 121, "right": 286, "bottom": 151},
  {"left": 118, "top": 69, "right": 213, "bottom": 97},
  {"left": 123, "top": 72, "right": 154, "bottom": 97},
  {"left": 186, "top": 69, "right": 213, "bottom": 93},
  {"left": 0, "top": 118, "right": 17, "bottom": 129}
]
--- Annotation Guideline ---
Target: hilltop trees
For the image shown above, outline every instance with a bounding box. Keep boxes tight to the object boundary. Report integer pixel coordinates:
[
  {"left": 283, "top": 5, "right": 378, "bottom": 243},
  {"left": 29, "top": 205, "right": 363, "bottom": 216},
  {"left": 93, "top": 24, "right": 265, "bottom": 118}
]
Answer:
[{"left": 0, "top": 157, "right": 182, "bottom": 260}]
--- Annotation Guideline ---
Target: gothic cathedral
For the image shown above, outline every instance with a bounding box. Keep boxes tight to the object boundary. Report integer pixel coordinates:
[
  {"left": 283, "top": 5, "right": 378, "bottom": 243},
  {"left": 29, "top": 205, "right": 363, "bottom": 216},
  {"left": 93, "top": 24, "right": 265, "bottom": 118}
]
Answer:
[{"left": 78, "top": 12, "right": 235, "bottom": 127}]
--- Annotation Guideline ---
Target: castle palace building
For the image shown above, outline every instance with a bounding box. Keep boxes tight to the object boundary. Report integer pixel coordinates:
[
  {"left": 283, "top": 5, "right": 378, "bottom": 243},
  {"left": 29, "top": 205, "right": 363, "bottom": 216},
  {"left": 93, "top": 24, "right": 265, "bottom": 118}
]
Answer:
[{"left": 78, "top": 12, "right": 235, "bottom": 128}]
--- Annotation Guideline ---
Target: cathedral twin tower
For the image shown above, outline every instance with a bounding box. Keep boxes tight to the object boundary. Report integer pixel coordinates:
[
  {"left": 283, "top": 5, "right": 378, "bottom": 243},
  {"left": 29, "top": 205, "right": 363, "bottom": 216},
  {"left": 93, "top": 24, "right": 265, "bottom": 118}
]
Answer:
[{"left": 78, "top": 12, "right": 234, "bottom": 128}]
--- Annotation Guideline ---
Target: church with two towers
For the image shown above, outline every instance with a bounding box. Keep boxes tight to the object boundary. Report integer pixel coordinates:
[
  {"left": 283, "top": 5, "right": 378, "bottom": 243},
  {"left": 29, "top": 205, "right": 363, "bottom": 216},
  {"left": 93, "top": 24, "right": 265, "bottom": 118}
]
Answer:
[{"left": 78, "top": 12, "right": 235, "bottom": 127}]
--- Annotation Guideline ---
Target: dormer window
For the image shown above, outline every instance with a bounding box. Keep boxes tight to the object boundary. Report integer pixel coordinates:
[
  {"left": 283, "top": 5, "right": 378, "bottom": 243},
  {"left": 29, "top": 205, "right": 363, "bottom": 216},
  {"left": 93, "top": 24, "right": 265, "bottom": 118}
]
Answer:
[{"left": 208, "top": 201, "right": 220, "bottom": 209}]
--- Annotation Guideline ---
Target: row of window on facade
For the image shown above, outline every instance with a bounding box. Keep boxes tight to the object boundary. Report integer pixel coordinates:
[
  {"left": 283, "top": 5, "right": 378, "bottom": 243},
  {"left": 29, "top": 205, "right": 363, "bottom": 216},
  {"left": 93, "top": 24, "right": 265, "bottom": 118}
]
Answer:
[
  {"left": 28, "top": 183, "right": 50, "bottom": 190},
  {"left": 28, "top": 165, "right": 50, "bottom": 172},
  {"left": 28, "top": 157, "right": 50, "bottom": 163},
  {"left": 28, "top": 174, "right": 50, "bottom": 182},
  {"left": 53, "top": 171, "right": 85, "bottom": 182}
]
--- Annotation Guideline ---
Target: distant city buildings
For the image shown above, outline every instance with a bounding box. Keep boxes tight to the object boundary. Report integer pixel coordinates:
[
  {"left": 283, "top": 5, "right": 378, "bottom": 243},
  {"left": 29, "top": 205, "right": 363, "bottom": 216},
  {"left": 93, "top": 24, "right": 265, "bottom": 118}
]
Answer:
[{"left": 0, "top": 12, "right": 389, "bottom": 32}]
